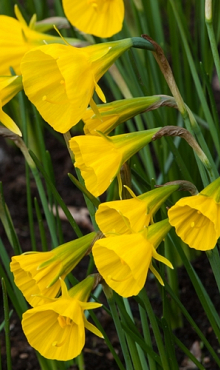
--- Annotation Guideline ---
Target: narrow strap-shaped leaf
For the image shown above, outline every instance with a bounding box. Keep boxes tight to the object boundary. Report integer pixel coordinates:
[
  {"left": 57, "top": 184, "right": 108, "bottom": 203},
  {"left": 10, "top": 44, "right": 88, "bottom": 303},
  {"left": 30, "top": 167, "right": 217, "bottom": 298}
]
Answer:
[
  {"left": 34, "top": 197, "right": 48, "bottom": 251},
  {"left": 138, "top": 289, "right": 170, "bottom": 370},
  {"left": 2, "top": 278, "right": 12, "bottom": 370},
  {"left": 68, "top": 173, "right": 100, "bottom": 208},
  {"left": 29, "top": 150, "right": 83, "bottom": 237},
  {"left": 164, "top": 281, "right": 220, "bottom": 366},
  {"left": 88, "top": 311, "right": 126, "bottom": 370},
  {"left": 168, "top": 232, "right": 220, "bottom": 341},
  {"left": 0, "top": 183, "right": 22, "bottom": 255}
]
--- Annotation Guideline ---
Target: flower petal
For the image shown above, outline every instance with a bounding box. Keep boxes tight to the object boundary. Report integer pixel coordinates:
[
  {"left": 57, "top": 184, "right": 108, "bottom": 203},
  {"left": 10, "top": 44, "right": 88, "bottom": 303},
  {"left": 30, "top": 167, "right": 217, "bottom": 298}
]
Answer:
[
  {"left": 62, "top": 0, "right": 124, "bottom": 38},
  {"left": 168, "top": 195, "right": 220, "bottom": 250},
  {"left": 93, "top": 234, "right": 153, "bottom": 297},
  {"left": 22, "top": 306, "right": 84, "bottom": 360},
  {"left": 69, "top": 135, "right": 120, "bottom": 197}
]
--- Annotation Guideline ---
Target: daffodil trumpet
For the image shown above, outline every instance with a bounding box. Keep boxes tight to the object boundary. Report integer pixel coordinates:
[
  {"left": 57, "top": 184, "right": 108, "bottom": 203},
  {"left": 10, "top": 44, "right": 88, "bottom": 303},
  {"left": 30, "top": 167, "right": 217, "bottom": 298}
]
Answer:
[
  {"left": 95, "top": 184, "right": 179, "bottom": 235},
  {"left": 21, "top": 37, "right": 154, "bottom": 133},
  {"left": 92, "top": 219, "right": 173, "bottom": 297},
  {"left": 69, "top": 128, "right": 161, "bottom": 197},
  {"left": 168, "top": 177, "right": 220, "bottom": 250},
  {"left": 10, "top": 232, "right": 97, "bottom": 306},
  {"left": 83, "top": 95, "right": 176, "bottom": 136},
  {"left": 22, "top": 276, "right": 103, "bottom": 361}
]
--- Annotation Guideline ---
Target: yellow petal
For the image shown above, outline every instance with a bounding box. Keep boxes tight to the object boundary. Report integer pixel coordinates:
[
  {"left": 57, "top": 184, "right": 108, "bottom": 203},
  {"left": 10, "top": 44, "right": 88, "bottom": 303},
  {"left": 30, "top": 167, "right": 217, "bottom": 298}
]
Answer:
[
  {"left": 21, "top": 44, "right": 94, "bottom": 133},
  {"left": 0, "top": 107, "right": 22, "bottom": 136},
  {"left": 21, "top": 39, "right": 134, "bottom": 133},
  {"left": 10, "top": 253, "right": 61, "bottom": 306},
  {"left": 95, "top": 197, "right": 150, "bottom": 235},
  {"left": 79, "top": 301, "right": 102, "bottom": 310},
  {"left": 95, "top": 187, "right": 177, "bottom": 236},
  {"left": 10, "top": 233, "right": 96, "bottom": 306},
  {"left": 0, "top": 14, "right": 61, "bottom": 75},
  {"left": 62, "top": 0, "right": 124, "bottom": 38},
  {"left": 89, "top": 97, "right": 102, "bottom": 121},
  {"left": 152, "top": 249, "right": 173, "bottom": 269},
  {"left": 93, "top": 234, "right": 153, "bottom": 297},
  {"left": 0, "top": 76, "right": 23, "bottom": 108},
  {"left": 21, "top": 278, "right": 102, "bottom": 361},
  {"left": 83, "top": 96, "right": 161, "bottom": 136},
  {"left": 168, "top": 194, "right": 220, "bottom": 250},
  {"left": 84, "top": 317, "right": 103, "bottom": 338},
  {"left": 69, "top": 129, "right": 160, "bottom": 197},
  {"left": 22, "top": 303, "right": 85, "bottom": 360},
  {"left": 149, "top": 263, "right": 164, "bottom": 286},
  {"left": 82, "top": 105, "right": 119, "bottom": 135},
  {"left": 94, "top": 82, "right": 106, "bottom": 103},
  {"left": 69, "top": 135, "right": 121, "bottom": 197}
]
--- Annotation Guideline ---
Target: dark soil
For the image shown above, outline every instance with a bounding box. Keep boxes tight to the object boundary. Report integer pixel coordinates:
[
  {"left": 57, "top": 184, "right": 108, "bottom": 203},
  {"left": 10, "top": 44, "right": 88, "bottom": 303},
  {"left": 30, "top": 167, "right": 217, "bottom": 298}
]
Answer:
[{"left": 0, "top": 132, "right": 220, "bottom": 370}]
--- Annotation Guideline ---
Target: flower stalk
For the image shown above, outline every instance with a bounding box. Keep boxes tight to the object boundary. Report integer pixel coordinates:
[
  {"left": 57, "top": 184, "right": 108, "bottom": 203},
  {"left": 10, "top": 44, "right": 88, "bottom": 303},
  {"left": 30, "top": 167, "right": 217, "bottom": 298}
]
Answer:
[
  {"left": 152, "top": 126, "right": 212, "bottom": 173},
  {"left": 205, "top": 0, "right": 220, "bottom": 85}
]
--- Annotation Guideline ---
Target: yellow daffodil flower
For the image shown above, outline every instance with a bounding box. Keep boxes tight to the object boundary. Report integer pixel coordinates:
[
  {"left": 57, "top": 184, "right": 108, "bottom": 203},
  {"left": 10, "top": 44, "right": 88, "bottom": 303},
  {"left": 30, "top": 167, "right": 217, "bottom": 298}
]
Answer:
[
  {"left": 10, "top": 232, "right": 96, "bottom": 306},
  {"left": 0, "top": 75, "right": 23, "bottom": 136},
  {"left": 93, "top": 219, "right": 173, "bottom": 297},
  {"left": 69, "top": 128, "right": 160, "bottom": 197},
  {"left": 21, "top": 38, "right": 134, "bottom": 133},
  {"left": 82, "top": 96, "right": 162, "bottom": 136},
  {"left": 168, "top": 177, "right": 220, "bottom": 250},
  {"left": 95, "top": 184, "right": 179, "bottom": 235},
  {"left": 62, "top": 0, "right": 124, "bottom": 38},
  {"left": 22, "top": 276, "right": 103, "bottom": 360},
  {"left": 0, "top": 5, "right": 64, "bottom": 75}
]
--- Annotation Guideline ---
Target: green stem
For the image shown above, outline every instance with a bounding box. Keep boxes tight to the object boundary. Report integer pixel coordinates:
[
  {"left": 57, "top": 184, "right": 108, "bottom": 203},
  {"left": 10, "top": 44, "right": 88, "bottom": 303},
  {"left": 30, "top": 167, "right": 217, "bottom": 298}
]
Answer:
[
  {"left": 173, "top": 336, "right": 206, "bottom": 370},
  {"left": 76, "top": 353, "right": 85, "bottom": 370},
  {"left": 185, "top": 107, "right": 219, "bottom": 181},
  {"left": 168, "top": 232, "right": 220, "bottom": 343},
  {"left": 34, "top": 197, "right": 48, "bottom": 252},
  {"left": 131, "top": 37, "right": 155, "bottom": 51},
  {"left": 206, "top": 246, "right": 220, "bottom": 293},
  {"left": 122, "top": 298, "right": 146, "bottom": 370},
  {"left": 29, "top": 151, "right": 83, "bottom": 238},
  {"left": 160, "top": 317, "right": 179, "bottom": 370},
  {"left": 146, "top": 33, "right": 215, "bottom": 182},
  {"left": 182, "top": 114, "right": 214, "bottom": 184},
  {"left": 168, "top": 0, "right": 220, "bottom": 156},
  {"left": 26, "top": 164, "right": 37, "bottom": 251},
  {"left": 205, "top": 0, "right": 220, "bottom": 84},
  {"left": 0, "top": 183, "right": 22, "bottom": 255},
  {"left": 124, "top": 333, "right": 143, "bottom": 370},
  {"left": 138, "top": 289, "right": 170, "bottom": 370},
  {"left": 30, "top": 165, "right": 58, "bottom": 247},
  {"left": 164, "top": 282, "right": 220, "bottom": 366},
  {"left": 164, "top": 238, "right": 183, "bottom": 330},
  {"left": 107, "top": 295, "right": 133, "bottom": 370},
  {"left": 2, "top": 278, "right": 12, "bottom": 370},
  {"left": 8, "top": 136, "right": 59, "bottom": 247},
  {"left": 88, "top": 311, "right": 126, "bottom": 370},
  {"left": 138, "top": 304, "right": 156, "bottom": 370}
]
